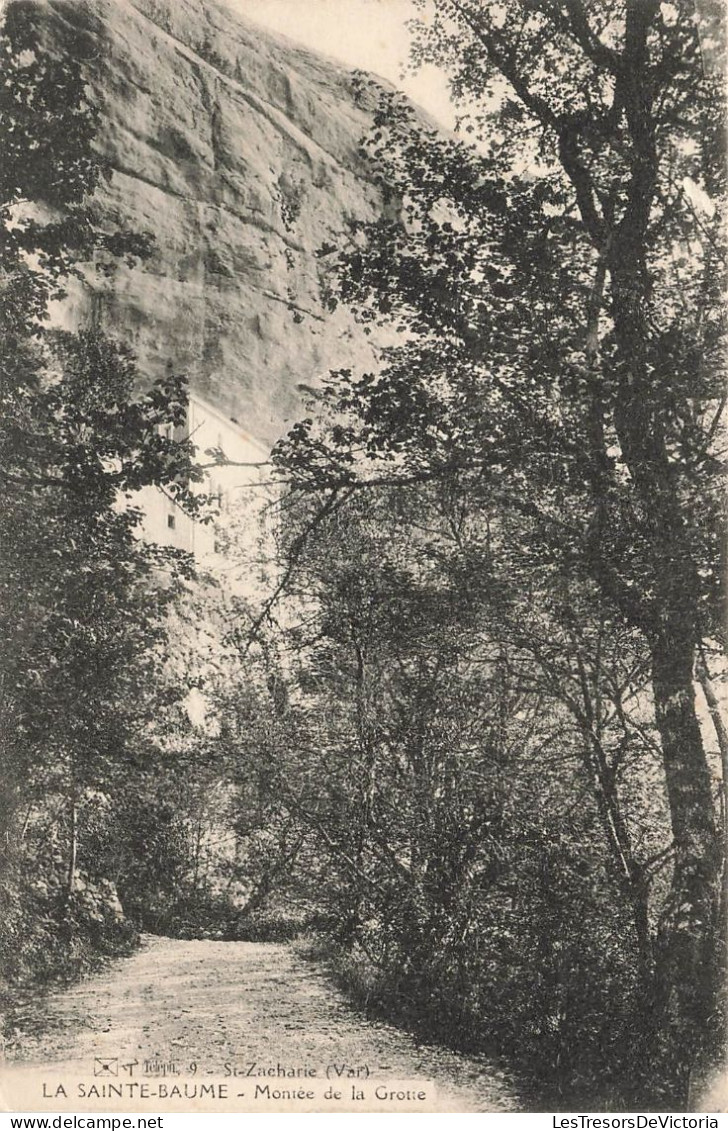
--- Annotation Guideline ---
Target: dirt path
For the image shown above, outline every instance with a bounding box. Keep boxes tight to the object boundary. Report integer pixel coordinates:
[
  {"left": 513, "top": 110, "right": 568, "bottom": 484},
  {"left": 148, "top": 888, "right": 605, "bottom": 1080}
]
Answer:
[{"left": 2, "top": 935, "right": 524, "bottom": 1113}]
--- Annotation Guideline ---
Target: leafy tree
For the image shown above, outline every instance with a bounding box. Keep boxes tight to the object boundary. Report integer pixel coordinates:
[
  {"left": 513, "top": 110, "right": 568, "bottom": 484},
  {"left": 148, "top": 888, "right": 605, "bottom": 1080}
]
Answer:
[
  {"left": 274, "top": 0, "right": 725, "bottom": 1101},
  {"left": 264, "top": 481, "right": 666, "bottom": 1103},
  {"left": 0, "top": 1, "right": 206, "bottom": 979}
]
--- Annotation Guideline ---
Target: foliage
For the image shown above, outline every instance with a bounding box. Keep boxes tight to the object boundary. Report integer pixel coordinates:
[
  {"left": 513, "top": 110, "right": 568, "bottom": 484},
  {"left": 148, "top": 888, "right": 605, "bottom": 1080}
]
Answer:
[
  {"left": 244, "top": 483, "right": 666, "bottom": 1105},
  {"left": 0, "top": 2, "right": 205, "bottom": 990},
  {"left": 270, "top": 0, "right": 727, "bottom": 1105}
]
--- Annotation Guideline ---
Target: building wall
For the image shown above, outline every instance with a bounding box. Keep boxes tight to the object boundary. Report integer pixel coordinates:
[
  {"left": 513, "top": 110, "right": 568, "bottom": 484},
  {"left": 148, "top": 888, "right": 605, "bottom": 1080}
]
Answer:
[{"left": 132, "top": 394, "right": 273, "bottom": 574}]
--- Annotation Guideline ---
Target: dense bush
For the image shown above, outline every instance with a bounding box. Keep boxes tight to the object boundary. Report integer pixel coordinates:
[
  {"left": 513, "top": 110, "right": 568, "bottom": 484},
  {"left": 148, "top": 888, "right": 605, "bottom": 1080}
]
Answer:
[
  {"left": 0, "top": 858, "right": 137, "bottom": 990},
  {"left": 238, "top": 484, "right": 681, "bottom": 1108},
  {"left": 305, "top": 799, "right": 649, "bottom": 1107}
]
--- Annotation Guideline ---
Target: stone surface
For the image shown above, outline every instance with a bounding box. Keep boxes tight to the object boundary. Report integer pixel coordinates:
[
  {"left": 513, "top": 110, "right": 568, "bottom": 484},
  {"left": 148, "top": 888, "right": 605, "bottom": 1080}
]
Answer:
[{"left": 35, "top": 0, "right": 399, "bottom": 444}]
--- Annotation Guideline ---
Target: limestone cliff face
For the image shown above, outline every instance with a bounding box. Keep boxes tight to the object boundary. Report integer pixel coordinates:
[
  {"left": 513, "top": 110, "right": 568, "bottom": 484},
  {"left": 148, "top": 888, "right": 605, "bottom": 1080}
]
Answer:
[{"left": 37, "top": 0, "right": 392, "bottom": 443}]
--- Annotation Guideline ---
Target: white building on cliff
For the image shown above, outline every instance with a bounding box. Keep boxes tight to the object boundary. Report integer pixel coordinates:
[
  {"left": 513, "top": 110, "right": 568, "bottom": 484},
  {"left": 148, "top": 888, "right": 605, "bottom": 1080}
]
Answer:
[{"left": 132, "top": 392, "right": 274, "bottom": 575}]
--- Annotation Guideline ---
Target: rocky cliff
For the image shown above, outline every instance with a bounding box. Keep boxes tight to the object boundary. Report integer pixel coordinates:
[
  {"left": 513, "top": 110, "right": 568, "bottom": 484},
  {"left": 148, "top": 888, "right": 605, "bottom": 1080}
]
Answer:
[{"left": 36, "top": 0, "right": 395, "bottom": 444}]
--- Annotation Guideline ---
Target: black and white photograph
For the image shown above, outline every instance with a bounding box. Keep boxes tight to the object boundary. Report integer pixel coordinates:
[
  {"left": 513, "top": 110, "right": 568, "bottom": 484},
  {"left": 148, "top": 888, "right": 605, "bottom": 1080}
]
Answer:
[{"left": 0, "top": 0, "right": 726, "bottom": 1116}]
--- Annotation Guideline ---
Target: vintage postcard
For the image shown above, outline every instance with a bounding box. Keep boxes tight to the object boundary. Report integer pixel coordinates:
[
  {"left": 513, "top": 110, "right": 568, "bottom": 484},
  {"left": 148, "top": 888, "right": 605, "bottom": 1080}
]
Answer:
[{"left": 0, "top": 0, "right": 726, "bottom": 1116}]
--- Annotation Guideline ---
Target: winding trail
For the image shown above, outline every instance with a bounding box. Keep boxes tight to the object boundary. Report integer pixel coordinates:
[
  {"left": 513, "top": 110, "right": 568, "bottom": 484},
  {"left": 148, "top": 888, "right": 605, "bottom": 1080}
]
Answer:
[{"left": 3, "top": 935, "right": 524, "bottom": 1113}]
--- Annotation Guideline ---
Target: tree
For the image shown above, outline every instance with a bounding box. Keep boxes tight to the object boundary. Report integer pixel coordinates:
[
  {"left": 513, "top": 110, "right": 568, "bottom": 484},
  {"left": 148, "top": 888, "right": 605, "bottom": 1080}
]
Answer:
[
  {"left": 273, "top": 0, "right": 725, "bottom": 1103},
  {"left": 261, "top": 477, "right": 665, "bottom": 1102},
  {"left": 0, "top": 1, "right": 208, "bottom": 978}
]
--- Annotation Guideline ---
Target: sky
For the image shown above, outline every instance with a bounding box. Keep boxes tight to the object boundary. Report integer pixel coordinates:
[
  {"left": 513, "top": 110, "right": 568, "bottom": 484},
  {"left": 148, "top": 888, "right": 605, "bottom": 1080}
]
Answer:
[{"left": 220, "top": 0, "right": 457, "bottom": 127}]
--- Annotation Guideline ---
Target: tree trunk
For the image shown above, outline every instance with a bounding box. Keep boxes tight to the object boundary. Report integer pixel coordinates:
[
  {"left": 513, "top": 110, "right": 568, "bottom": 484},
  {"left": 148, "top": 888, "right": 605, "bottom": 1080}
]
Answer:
[
  {"left": 696, "top": 654, "right": 728, "bottom": 952},
  {"left": 605, "top": 154, "right": 722, "bottom": 1097},
  {"left": 650, "top": 631, "right": 722, "bottom": 1105},
  {"left": 67, "top": 798, "right": 78, "bottom": 897}
]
